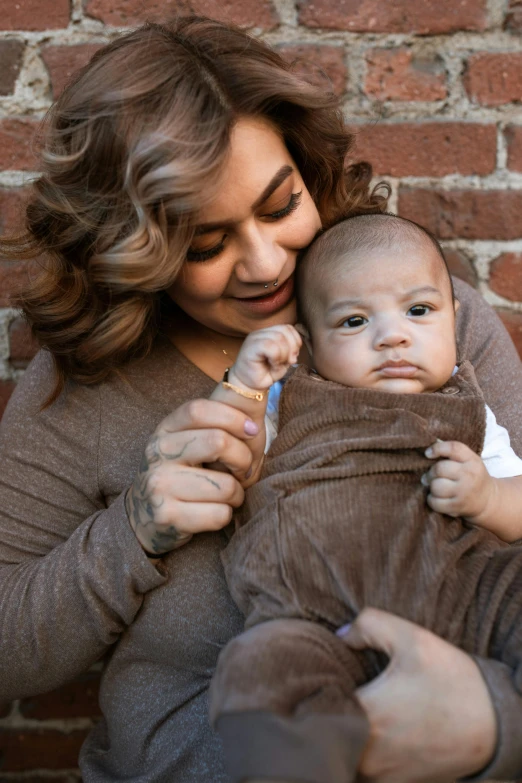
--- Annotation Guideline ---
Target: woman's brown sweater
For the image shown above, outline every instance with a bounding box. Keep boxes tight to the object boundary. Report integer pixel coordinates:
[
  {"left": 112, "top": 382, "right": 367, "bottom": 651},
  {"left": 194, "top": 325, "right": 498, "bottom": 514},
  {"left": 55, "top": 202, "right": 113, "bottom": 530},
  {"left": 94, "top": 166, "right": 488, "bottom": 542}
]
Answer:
[{"left": 0, "top": 279, "right": 521, "bottom": 782}]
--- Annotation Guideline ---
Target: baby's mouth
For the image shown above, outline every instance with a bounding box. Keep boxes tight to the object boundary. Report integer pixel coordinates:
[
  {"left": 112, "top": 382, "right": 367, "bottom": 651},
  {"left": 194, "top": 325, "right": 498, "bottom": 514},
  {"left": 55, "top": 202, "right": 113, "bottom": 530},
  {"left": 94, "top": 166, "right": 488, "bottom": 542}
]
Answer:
[{"left": 376, "top": 360, "right": 419, "bottom": 378}]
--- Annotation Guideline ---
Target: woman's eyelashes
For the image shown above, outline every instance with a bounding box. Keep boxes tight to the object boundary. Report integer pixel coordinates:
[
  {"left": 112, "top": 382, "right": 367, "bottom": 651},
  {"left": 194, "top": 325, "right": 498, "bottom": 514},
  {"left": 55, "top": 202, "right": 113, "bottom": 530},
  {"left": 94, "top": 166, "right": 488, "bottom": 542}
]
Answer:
[
  {"left": 264, "top": 190, "right": 302, "bottom": 220},
  {"left": 186, "top": 191, "right": 303, "bottom": 262},
  {"left": 186, "top": 235, "right": 226, "bottom": 263}
]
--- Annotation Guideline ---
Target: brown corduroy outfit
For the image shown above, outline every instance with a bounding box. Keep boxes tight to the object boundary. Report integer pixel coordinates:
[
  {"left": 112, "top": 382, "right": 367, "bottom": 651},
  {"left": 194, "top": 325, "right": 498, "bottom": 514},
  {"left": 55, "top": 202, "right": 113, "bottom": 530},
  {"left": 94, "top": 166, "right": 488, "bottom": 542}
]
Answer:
[
  {"left": 211, "top": 361, "right": 522, "bottom": 783},
  {"left": 2, "top": 280, "right": 522, "bottom": 782}
]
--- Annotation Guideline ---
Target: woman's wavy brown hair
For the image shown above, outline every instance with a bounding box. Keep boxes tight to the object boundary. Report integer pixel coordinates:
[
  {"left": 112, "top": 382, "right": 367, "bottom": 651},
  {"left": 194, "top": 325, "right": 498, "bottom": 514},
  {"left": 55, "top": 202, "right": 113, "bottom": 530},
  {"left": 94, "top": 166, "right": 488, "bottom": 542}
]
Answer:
[{"left": 1, "top": 16, "right": 387, "bottom": 403}]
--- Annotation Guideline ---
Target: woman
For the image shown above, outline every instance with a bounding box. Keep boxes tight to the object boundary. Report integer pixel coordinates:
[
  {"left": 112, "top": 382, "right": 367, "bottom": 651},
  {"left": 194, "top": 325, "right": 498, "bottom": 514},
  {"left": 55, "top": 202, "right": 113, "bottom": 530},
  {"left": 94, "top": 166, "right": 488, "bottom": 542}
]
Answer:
[{"left": 0, "top": 16, "right": 520, "bottom": 783}]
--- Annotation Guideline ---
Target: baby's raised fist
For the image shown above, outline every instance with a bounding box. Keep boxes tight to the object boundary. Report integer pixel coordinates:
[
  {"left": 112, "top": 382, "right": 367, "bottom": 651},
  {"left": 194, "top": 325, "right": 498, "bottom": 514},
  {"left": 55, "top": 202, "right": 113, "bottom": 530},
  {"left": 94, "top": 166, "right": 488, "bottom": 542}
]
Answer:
[{"left": 231, "top": 324, "right": 302, "bottom": 392}]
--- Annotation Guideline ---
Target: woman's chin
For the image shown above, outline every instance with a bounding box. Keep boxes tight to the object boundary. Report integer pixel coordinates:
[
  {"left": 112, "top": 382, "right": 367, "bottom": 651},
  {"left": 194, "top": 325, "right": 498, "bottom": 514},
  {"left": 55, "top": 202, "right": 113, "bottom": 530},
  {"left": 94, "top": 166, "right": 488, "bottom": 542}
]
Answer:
[{"left": 192, "top": 298, "right": 298, "bottom": 339}]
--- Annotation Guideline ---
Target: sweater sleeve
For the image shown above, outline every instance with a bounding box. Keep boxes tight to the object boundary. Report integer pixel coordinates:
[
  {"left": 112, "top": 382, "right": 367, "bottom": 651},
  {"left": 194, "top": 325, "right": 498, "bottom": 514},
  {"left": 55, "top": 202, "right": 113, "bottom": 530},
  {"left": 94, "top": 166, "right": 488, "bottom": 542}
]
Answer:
[
  {"left": 0, "top": 352, "right": 166, "bottom": 701},
  {"left": 462, "top": 658, "right": 522, "bottom": 782},
  {"left": 453, "top": 279, "right": 522, "bottom": 782},
  {"left": 454, "top": 277, "right": 522, "bottom": 454}
]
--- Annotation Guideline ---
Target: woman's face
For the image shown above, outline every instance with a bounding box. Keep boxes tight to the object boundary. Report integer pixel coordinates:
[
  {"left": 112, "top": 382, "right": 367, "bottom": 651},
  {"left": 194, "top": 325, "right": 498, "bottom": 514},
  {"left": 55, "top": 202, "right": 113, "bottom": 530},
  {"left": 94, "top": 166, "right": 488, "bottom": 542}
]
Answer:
[{"left": 167, "top": 116, "right": 322, "bottom": 336}]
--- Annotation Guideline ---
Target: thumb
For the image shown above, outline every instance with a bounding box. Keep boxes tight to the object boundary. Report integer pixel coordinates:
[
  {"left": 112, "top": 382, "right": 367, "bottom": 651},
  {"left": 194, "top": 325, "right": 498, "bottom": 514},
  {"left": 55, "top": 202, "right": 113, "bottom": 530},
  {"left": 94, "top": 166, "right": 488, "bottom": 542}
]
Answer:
[{"left": 337, "top": 607, "right": 412, "bottom": 657}]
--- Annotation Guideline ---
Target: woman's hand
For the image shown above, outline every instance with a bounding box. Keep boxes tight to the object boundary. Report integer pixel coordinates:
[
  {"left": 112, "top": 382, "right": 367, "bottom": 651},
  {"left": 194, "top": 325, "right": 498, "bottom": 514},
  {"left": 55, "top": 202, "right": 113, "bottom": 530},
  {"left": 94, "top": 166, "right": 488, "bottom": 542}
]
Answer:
[
  {"left": 338, "top": 608, "right": 497, "bottom": 783},
  {"left": 126, "top": 398, "right": 259, "bottom": 556}
]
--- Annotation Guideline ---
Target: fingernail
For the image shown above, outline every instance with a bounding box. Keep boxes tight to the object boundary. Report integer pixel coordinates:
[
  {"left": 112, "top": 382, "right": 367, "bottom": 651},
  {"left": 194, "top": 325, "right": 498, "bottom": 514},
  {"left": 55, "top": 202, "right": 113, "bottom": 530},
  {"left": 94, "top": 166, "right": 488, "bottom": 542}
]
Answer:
[
  {"left": 420, "top": 473, "right": 429, "bottom": 486},
  {"left": 244, "top": 420, "right": 259, "bottom": 436},
  {"left": 336, "top": 623, "right": 352, "bottom": 638},
  {"left": 425, "top": 447, "right": 434, "bottom": 458}
]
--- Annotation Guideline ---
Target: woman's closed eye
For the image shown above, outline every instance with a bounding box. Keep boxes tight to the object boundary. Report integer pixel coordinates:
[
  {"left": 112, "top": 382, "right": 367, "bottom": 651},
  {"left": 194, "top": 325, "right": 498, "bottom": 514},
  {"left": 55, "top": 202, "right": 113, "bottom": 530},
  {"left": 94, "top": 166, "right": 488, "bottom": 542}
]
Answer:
[
  {"left": 264, "top": 190, "right": 302, "bottom": 220},
  {"left": 408, "top": 304, "right": 432, "bottom": 317},
  {"left": 186, "top": 235, "right": 226, "bottom": 263}
]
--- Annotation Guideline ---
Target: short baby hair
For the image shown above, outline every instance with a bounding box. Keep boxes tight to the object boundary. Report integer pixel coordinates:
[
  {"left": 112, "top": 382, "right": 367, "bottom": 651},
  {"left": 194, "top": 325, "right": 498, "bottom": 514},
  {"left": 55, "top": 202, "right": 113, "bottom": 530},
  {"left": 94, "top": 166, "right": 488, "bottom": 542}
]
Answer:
[{"left": 296, "top": 213, "right": 454, "bottom": 330}]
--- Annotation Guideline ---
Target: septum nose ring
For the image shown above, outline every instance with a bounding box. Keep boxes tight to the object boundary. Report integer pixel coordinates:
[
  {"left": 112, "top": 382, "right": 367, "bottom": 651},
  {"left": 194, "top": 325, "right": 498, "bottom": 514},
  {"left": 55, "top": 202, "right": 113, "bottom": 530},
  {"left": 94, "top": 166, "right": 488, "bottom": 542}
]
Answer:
[{"left": 264, "top": 278, "right": 279, "bottom": 289}]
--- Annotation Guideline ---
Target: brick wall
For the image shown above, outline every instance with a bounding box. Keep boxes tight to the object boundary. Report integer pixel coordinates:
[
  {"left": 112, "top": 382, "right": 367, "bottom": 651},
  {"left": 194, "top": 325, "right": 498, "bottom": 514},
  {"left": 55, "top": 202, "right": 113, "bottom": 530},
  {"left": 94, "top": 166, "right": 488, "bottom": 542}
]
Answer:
[{"left": 1, "top": 0, "right": 522, "bottom": 778}]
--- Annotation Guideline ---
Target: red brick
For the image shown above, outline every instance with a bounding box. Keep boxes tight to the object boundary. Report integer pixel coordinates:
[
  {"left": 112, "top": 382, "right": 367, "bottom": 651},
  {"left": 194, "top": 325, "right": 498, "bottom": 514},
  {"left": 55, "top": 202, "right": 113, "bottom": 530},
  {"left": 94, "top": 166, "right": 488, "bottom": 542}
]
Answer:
[
  {"left": 399, "top": 188, "right": 522, "bottom": 240},
  {"left": 505, "top": 124, "right": 522, "bottom": 172},
  {"left": 297, "top": 0, "right": 487, "bottom": 33},
  {"left": 0, "top": 187, "right": 29, "bottom": 235},
  {"left": 497, "top": 310, "right": 522, "bottom": 358},
  {"left": 8, "top": 318, "right": 39, "bottom": 368},
  {"left": 365, "top": 48, "right": 447, "bottom": 101},
  {"left": 505, "top": 0, "right": 522, "bottom": 31},
  {"left": 0, "top": 40, "right": 25, "bottom": 96},
  {"left": 0, "top": 381, "right": 16, "bottom": 420},
  {"left": 42, "top": 44, "right": 102, "bottom": 99},
  {"left": 85, "top": 0, "right": 279, "bottom": 29},
  {"left": 444, "top": 248, "right": 478, "bottom": 288},
  {"left": 352, "top": 123, "right": 496, "bottom": 177},
  {"left": 2, "top": 0, "right": 70, "bottom": 31},
  {"left": 464, "top": 53, "right": 522, "bottom": 107},
  {"left": 0, "top": 262, "right": 33, "bottom": 307},
  {"left": 0, "top": 727, "right": 87, "bottom": 771},
  {"left": 277, "top": 44, "right": 347, "bottom": 95},
  {"left": 0, "top": 119, "right": 39, "bottom": 171},
  {"left": 489, "top": 253, "right": 522, "bottom": 301},
  {"left": 19, "top": 672, "right": 101, "bottom": 720}
]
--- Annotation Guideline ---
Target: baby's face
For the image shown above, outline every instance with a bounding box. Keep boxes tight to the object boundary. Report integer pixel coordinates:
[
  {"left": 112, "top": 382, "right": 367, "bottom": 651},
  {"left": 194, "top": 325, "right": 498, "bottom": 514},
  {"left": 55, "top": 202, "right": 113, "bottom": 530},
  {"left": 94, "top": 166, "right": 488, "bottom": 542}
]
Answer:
[{"left": 306, "top": 241, "right": 458, "bottom": 394}]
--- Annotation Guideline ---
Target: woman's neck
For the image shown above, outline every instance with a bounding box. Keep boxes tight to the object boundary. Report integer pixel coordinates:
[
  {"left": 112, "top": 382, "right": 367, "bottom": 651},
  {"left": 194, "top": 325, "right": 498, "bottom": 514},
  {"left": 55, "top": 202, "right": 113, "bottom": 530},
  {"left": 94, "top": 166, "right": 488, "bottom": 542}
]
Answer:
[{"left": 165, "top": 308, "right": 244, "bottom": 383}]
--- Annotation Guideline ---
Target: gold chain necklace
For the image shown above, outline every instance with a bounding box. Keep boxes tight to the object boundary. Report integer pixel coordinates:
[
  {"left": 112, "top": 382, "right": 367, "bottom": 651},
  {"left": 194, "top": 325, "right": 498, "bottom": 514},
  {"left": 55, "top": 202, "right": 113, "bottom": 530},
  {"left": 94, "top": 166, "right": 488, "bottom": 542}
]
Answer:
[{"left": 209, "top": 337, "right": 230, "bottom": 356}]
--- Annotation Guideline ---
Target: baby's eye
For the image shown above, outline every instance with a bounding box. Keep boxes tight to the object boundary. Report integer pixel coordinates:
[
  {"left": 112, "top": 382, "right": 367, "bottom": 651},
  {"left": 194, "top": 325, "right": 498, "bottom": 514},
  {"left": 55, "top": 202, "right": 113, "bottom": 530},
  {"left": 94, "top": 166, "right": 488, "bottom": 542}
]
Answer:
[
  {"left": 342, "top": 315, "right": 367, "bottom": 328},
  {"left": 408, "top": 304, "right": 431, "bottom": 317}
]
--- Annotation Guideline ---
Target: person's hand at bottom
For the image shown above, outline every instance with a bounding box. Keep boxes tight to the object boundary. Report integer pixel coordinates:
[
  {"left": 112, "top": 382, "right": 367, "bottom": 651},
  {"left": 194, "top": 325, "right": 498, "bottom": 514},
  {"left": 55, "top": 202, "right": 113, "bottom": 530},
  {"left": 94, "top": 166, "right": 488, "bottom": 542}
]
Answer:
[{"left": 338, "top": 608, "right": 497, "bottom": 783}]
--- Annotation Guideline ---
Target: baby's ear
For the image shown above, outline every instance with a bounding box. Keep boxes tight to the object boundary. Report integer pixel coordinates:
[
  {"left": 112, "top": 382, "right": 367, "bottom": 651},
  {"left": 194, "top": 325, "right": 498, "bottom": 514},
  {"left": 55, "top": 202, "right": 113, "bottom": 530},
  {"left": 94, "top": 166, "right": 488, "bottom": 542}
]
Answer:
[{"left": 295, "top": 322, "right": 313, "bottom": 357}]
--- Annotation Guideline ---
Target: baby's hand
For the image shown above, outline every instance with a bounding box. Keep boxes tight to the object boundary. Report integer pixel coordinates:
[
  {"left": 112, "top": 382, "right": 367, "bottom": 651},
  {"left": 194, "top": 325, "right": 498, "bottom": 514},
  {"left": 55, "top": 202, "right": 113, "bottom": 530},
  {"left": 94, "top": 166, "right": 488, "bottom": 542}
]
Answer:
[
  {"left": 230, "top": 325, "right": 301, "bottom": 392},
  {"left": 422, "top": 440, "right": 495, "bottom": 523}
]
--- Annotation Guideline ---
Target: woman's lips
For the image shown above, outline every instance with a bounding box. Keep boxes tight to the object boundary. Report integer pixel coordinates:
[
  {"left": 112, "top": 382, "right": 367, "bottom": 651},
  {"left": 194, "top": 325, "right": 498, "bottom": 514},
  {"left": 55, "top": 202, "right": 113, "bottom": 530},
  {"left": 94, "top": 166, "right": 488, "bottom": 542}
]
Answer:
[
  {"left": 234, "top": 275, "right": 294, "bottom": 315},
  {"left": 377, "top": 362, "right": 419, "bottom": 378}
]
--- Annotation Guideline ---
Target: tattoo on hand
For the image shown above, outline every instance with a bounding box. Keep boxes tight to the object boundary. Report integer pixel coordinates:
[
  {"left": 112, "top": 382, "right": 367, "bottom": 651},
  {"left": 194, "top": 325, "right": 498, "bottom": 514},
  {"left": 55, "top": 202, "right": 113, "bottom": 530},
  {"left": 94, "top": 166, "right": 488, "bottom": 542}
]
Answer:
[
  {"left": 194, "top": 472, "right": 221, "bottom": 490},
  {"left": 126, "top": 435, "right": 197, "bottom": 553}
]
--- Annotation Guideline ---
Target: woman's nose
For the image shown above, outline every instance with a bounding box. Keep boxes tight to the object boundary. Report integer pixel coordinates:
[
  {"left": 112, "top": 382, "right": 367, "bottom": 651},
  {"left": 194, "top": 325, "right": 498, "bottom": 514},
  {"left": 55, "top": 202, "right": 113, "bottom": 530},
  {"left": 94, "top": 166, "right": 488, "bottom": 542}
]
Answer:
[{"left": 234, "top": 227, "right": 287, "bottom": 284}]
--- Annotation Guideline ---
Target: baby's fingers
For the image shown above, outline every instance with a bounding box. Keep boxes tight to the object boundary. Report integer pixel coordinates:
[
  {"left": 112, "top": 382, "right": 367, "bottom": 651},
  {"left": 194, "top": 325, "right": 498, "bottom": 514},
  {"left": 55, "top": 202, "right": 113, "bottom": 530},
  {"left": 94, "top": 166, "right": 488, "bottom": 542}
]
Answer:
[
  {"left": 422, "top": 458, "right": 462, "bottom": 484},
  {"left": 286, "top": 324, "right": 303, "bottom": 361},
  {"left": 268, "top": 325, "right": 301, "bottom": 365},
  {"left": 426, "top": 493, "right": 460, "bottom": 517},
  {"left": 425, "top": 440, "right": 475, "bottom": 462},
  {"left": 261, "top": 339, "right": 293, "bottom": 372},
  {"left": 427, "top": 477, "right": 457, "bottom": 499}
]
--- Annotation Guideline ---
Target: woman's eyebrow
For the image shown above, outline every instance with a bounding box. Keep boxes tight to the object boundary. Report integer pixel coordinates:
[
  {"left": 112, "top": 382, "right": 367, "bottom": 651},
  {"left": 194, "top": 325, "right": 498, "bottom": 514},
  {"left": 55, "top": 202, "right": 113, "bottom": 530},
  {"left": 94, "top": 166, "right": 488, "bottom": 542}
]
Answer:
[
  {"left": 251, "top": 164, "right": 294, "bottom": 210},
  {"left": 194, "top": 164, "right": 294, "bottom": 235}
]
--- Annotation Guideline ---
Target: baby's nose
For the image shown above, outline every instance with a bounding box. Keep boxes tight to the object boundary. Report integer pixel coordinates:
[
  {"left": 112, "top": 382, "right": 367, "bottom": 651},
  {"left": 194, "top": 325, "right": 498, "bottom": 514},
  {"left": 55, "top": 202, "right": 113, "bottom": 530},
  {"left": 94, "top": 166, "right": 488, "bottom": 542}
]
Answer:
[{"left": 375, "top": 324, "right": 411, "bottom": 349}]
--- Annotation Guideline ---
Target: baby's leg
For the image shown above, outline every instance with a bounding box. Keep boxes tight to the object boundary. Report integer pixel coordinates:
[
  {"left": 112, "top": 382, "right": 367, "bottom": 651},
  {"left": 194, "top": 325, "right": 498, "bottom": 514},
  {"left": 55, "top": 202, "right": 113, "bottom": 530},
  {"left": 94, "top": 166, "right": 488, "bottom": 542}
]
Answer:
[{"left": 210, "top": 617, "right": 376, "bottom": 783}]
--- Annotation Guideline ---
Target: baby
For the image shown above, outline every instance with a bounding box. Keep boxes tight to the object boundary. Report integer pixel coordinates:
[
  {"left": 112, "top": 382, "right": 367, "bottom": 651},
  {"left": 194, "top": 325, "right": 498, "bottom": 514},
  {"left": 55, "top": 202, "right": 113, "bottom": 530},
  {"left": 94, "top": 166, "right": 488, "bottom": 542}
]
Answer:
[{"left": 208, "top": 214, "right": 522, "bottom": 783}]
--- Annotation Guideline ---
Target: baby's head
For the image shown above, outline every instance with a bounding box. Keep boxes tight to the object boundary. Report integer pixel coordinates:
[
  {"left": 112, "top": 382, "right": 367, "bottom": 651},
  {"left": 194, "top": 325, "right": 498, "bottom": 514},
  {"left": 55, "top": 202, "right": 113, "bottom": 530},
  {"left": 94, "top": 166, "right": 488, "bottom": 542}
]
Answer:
[{"left": 296, "top": 214, "right": 459, "bottom": 394}]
